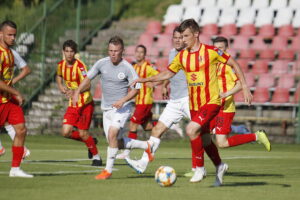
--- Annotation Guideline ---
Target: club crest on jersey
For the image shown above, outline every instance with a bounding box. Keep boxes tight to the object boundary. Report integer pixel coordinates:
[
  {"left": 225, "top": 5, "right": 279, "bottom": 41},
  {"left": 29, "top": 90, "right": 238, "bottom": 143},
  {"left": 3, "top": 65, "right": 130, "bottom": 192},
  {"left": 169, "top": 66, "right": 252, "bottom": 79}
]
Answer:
[
  {"left": 118, "top": 72, "right": 125, "bottom": 80},
  {"left": 217, "top": 49, "right": 224, "bottom": 56}
]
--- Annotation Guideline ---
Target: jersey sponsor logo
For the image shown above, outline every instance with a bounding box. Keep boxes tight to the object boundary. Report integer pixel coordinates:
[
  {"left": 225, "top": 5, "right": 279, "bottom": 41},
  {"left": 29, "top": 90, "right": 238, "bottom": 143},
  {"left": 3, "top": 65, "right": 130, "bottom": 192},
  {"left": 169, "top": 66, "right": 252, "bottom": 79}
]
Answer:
[
  {"left": 191, "top": 73, "right": 197, "bottom": 81},
  {"left": 189, "top": 82, "right": 203, "bottom": 86},
  {"left": 117, "top": 72, "right": 125, "bottom": 80}
]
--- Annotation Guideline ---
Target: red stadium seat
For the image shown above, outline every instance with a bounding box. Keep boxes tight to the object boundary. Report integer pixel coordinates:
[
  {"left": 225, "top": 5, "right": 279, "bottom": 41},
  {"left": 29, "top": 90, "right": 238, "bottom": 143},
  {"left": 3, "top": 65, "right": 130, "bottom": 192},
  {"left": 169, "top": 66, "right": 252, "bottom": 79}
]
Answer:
[
  {"left": 138, "top": 33, "right": 154, "bottom": 49},
  {"left": 125, "top": 45, "right": 136, "bottom": 56},
  {"left": 156, "top": 34, "right": 172, "bottom": 49},
  {"left": 271, "top": 36, "right": 288, "bottom": 50},
  {"left": 239, "top": 49, "right": 256, "bottom": 59},
  {"left": 124, "top": 56, "right": 135, "bottom": 64},
  {"left": 245, "top": 73, "right": 255, "bottom": 87},
  {"left": 252, "top": 60, "right": 269, "bottom": 75},
  {"left": 164, "top": 23, "right": 180, "bottom": 34},
  {"left": 220, "top": 24, "right": 237, "bottom": 36},
  {"left": 258, "top": 24, "right": 275, "bottom": 37},
  {"left": 199, "top": 34, "right": 212, "bottom": 45},
  {"left": 259, "top": 49, "right": 275, "bottom": 60},
  {"left": 162, "top": 46, "right": 173, "bottom": 57},
  {"left": 155, "top": 58, "right": 169, "bottom": 71},
  {"left": 145, "top": 21, "right": 162, "bottom": 34},
  {"left": 231, "top": 36, "right": 249, "bottom": 50},
  {"left": 256, "top": 74, "right": 275, "bottom": 88},
  {"left": 277, "top": 74, "right": 295, "bottom": 88},
  {"left": 93, "top": 82, "right": 102, "bottom": 100},
  {"left": 278, "top": 25, "right": 295, "bottom": 37},
  {"left": 271, "top": 60, "right": 290, "bottom": 76},
  {"left": 153, "top": 85, "right": 163, "bottom": 101},
  {"left": 148, "top": 47, "right": 160, "bottom": 57},
  {"left": 271, "top": 87, "right": 290, "bottom": 103},
  {"left": 202, "top": 24, "right": 218, "bottom": 35},
  {"left": 294, "top": 84, "right": 300, "bottom": 103},
  {"left": 227, "top": 49, "right": 237, "bottom": 59},
  {"left": 253, "top": 87, "right": 270, "bottom": 103},
  {"left": 278, "top": 49, "right": 295, "bottom": 60},
  {"left": 292, "top": 61, "right": 300, "bottom": 76},
  {"left": 234, "top": 91, "right": 245, "bottom": 103},
  {"left": 236, "top": 59, "right": 250, "bottom": 73},
  {"left": 290, "top": 37, "right": 300, "bottom": 51},
  {"left": 240, "top": 24, "right": 256, "bottom": 36},
  {"left": 251, "top": 36, "right": 268, "bottom": 51}
]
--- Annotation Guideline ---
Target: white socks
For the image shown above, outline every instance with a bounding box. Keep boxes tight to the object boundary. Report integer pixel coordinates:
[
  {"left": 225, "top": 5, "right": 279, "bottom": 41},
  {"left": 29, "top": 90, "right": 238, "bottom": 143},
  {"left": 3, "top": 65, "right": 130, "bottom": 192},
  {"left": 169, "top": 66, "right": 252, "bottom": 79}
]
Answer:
[
  {"left": 123, "top": 137, "right": 148, "bottom": 150},
  {"left": 5, "top": 125, "right": 16, "bottom": 140},
  {"left": 92, "top": 154, "right": 100, "bottom": 160},
  {"left": 105, "top": 147, "right": 118, "bottom": 173},
  {"left": 141, "top": 136, "right": 161, "bottom": 163}
]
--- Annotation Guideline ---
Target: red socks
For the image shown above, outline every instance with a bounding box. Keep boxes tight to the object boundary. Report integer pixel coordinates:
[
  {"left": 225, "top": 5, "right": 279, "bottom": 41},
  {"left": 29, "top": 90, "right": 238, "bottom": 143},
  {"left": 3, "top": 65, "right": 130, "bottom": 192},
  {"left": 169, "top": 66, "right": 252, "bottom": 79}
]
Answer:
[
  {"left": 128, "top": 131, "right": 138, "bottom": 139},
  {"left": 12, "top": 146, "right": 24, "bottom": 167},
  {"left": 83, "top": 136, "right": 98, "bottom": 155},
  {"left": 227, "top": 133, "right": 256, "bottom": 147},
  {"left": 204, "top": 142, "right": 221, "bottom": 167},
  {"left": 70, "top": 131, "right": 83, "bottom": 141},
  {"left": 190, "top": 136, "right": 204, "bottom": 167}
]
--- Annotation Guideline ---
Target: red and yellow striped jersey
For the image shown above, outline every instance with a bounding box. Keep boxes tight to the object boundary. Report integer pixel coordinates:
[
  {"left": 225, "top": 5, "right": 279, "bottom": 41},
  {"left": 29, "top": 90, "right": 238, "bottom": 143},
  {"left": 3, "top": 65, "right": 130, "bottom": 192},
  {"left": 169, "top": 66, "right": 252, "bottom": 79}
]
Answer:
[
  {"left": 0, "top": 46, "right": 14, "bottom": 103},
  {"left": 133, "top": 61, "right": 159, "bottom": 105},
  {"left": 168, "top": 44, "right": 230, "bottom": 111},
  {"left": 57, "top": 59, "right": 92, "bottom": 107},
  {"left": 217, "top": 62, "right": 238, "bottom": 113}
]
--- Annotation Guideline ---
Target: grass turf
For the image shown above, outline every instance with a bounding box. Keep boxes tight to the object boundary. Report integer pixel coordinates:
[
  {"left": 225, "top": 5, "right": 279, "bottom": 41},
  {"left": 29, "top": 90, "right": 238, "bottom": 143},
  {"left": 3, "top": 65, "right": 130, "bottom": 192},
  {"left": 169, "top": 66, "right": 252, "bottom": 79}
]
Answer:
[{"left": 0, "top": 135, "right": 299, "bottom": 200}]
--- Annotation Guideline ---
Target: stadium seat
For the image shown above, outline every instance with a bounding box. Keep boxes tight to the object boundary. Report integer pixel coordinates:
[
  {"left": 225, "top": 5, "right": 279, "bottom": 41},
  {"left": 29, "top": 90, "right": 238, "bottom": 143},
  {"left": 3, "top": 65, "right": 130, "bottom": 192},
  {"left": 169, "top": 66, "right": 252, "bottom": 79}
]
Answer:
[
  {"left": 236, "top": 59, "right": 250, "bottom": 73},
  {"left": 234, "top": 91, "right": 245, "bottom": 103},
  {"left": 293, "top": 84, "right": 300, "bottom": 103},
  {"left": 251, "top": 36, "right": 268, "bottom": 51},
  {"left": 164, "top": 23, "right": 180, "bottom": 34},
  {"left": 270, "top": 0, "right": 288, "bottom": 9},
  {"left": 271, "top": 87, "right": 290, "bottom": 103},
  {"left": 258, "top": 24, "right": 275, "bottom": 37},
  {"left": 259, "top": 49, "right": 275, "bottom": 60},
  {"left": 138, "top": 33, "right": 154, "bottom": 49},
  {"left": 292, "top": 9, "right": 300, "bottom": 28},
  {"left": 271, "top": 60, "right": 290, "bottom": 76},
  {"left": 163, "top": 5, "right": 184, "bottom": 25},
  {"left": 125, "top": 45, "right": 136, "bottom": 56},
  {"left": 236, "top": 8, "right": 256, "bottom": 27},
  {"left": 153, "top": 85, "right": 163, "bottom": 101},
  {"left": 155, "top": 58, "right": 169, "bottom": 71},
  {"left": 220, "top": 24, "right": 237, "bottom": 36},
  {"left": 278, "top": 25, "right": 295, "bottom": 37},
  {"left": 231, "top": 36, "right": 249, "bottom": 50},
  {"left": 270, "top": 36, "right": 288, "bottom": 50},
  {"left": 292, "top": 61, "right": 300, "bottom": 75},
  {"left": 162, "top": 47, "right": 173, "bottom": 57},
  {"left": 227, "top": 49, "right": 237, "bottom": 58},
  {"left": 240, "top": 24, "right": 256, "bottom": 36},
  {"left": 156, "top": 34, "right": 173, "bottom": 49},
  {"left": 202, "top": 24, "right": 218, "bottom": 35},
  {"left": 245, "top": 73, "right": 255, "bottom": 87},
  {"left": 256, "top": 74, "right": 275, "bottom": 88},
  {"left": 273, "top": 8, "right": 293, "bottom": 27},
  {"left": 181, "top": 0, "right": 199, "bottom": 8},
  {"left": 218, "top": 8, "right": 238, "bottom": 26},
  {"left": 253, "top": 87, "right": 270, "bottom": 103},
  {"left": 278, "top": 49, "right": 295, "bottom": 60},
  {"left": 255, "top": 8, "right": 274, "bottom": 27},
  {"left": 199, "top": 0, "right": 216, "bottom": 8},
  {"left": 239, "top": 49, "right": 256, "bottom": 59},
  {"left": 290, "top": 37, "right": 300, "bottom": 51},
  {"left": 148, "top": 47, "right": 160, "bottom": 57},
  {"left": 124, "top": 56, "right": 135, "bottom": 64},
  {"left": 252, "top": 0, "right": 269, "bottom": 9},
  {"left": 199, "top": 34, "right": 212, "bottom": 45},
  {"left": 145, "top": 21, "right": 162, "bottom": 34},
  {"left": 233, "top": 0, "right": 251, "bottom": 9},
  {"left": 199, "top": 7, "right": 220, "bottom": 26},
  {"left": 252, "top": 60, "right": 270, "bottom": 75},
  {"left": 182, "top": 6, "right": 201, "bottom": 21},
  {"left": 277, "top": 74, "right": 295, "bottom": 88}
]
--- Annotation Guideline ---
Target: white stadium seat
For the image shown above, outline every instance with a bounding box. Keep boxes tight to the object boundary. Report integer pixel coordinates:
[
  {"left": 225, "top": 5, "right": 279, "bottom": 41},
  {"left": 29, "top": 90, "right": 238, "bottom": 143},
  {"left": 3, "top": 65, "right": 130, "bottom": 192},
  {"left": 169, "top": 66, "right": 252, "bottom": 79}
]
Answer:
[
  {"left": 218, "top": 7, "right": 238, "bottom": 26},
  {"left": 216, "top": 0, "right": 233, "bottom": 8},
  {"left": 234, "top": 0, "right": 251, "bottom": 9},
  {"left": 163, "top": 5, "right": 184, "bottom": 25},
  {"left": 181, "top": 0, "right": 199, "bottom": 8},
  {"left": 199, "top": 7, "right": 220, "bottom": 26},
  {"left": 255, "top": 8, "right": 274, "bottom": 27},
  {"left": 289, "top": 0, "right": 300, "bottom": 9},
  {"left": 182, "top": 6, "right": 202, "bottom": 21},
  {"left": 252, "top": 0, "right": 269, "bottom": 9},
  {"left": 292, "top": 9, "right": 300, "bottom": 28},
  {"left": 199, "top": 0, "right": 216, "bottom": 8},
  {"left": 270, "top": 0, "right": 287, "bottom": 10},
  {"left": 273, "top": 8, "right": 293, "bottom": 27},
  {"left": 236, "top": 8, "right": 256, "bottom": 27}
]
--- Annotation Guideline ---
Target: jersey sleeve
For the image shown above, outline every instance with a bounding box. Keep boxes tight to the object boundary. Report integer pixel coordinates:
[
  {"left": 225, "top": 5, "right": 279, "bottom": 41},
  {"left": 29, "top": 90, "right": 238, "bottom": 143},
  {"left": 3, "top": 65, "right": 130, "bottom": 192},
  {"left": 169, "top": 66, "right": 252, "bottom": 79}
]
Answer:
[
  {"left": 78, "top": 61, "right": 88, "bottom": 80},
  {"left": 167, "top": 52, "right": 183, "bottom": 73},
  {"left": 149, "top": 66, "right": 159, "bottom": 76},
  {"left": 12, "top": 49, "right": 27, "bottom": 69},
  {"left": 57, "top": 62, "right": 62, "bottom": 76},
  {"left": 87, "top": 59, "right": 102, "bottom": 80}
]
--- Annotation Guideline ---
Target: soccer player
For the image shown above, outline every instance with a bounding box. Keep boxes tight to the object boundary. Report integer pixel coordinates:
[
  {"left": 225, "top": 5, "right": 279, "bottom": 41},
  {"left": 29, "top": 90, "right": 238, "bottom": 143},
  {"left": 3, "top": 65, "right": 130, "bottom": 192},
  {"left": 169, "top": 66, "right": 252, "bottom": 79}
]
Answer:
[
  {"left": 131, "top": 19, "right": 254, "bottom": 183},
  {"left": 0, "top": 20, "right": 33, "bottom": 178},
  {"left": 0, "top": 49, "right": 31, "bottom": 159},
  {"left": 56, "top": 40, "right": 102, "bottom": 166},
  {"left": 72, "top": 36, "right": 153, "bottom": 180},
  {"left": 116, "top": 44, "right": 160, "bottom": 159}
]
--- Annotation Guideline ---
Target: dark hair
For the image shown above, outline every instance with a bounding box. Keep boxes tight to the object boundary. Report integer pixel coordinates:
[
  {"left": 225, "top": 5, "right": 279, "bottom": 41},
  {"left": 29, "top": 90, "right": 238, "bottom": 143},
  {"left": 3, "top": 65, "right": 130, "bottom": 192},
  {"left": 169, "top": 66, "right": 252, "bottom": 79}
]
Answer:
[
  {"left": 136, "top": 44, "right": 147, "bottom": 55},
  {"left": 63, "top": 40, "right": 78, "bottom": 53},
  {"left": 0, "top": 20, "right": 17, "bottom": 31},
  {"left": 178, "top": 19, "right": 200, "bottom": 34},
  {"left": 173, "top": 26, "right": 181, "bottom": 35},
  {"left": 213, "top": 36, "right": 229, "bottom": 48},
  {"left": 108, "top": 36, "right": 124, "bottom": 49}
]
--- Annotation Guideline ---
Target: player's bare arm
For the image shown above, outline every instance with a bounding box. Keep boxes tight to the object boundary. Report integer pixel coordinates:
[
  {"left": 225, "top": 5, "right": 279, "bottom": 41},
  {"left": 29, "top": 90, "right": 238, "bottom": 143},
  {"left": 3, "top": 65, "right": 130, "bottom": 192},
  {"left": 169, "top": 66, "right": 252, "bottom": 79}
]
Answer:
[
  {"left": 56, "top": 75, "right": 67, "bottom": 94},
  {"left": 227, "top": 57, "right": 253, "bottom": 105},
  {"left": 12, "top": 66, "right": 31, "bottom": 85},
  {"left": 112, "top": 89, "right": 139, "bottom": 109},
  {"left": 161, "top": 80, "right": 170, "bottom": 99},
  {"left": 220, "top": 80, "right": 242, "bottom": 99},
  {"left": 132, "top": 70, "right": 175, "bottom": 87},
  {"left": 0, "top": 80, "right": 24, "bottom": 105}
]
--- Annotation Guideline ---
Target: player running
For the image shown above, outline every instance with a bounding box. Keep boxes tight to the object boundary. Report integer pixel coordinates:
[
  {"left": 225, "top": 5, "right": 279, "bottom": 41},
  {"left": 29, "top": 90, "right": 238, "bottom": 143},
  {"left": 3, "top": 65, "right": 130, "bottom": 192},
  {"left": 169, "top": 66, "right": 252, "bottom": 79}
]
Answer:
[
  {"left": 56, "top": 40, "right": 102, "bottom": 166},
  {"left": 73, "top": 36, "right": 153, "bottom": 180},
  {"left": 0, "top": 20, "right": 33, "bottom": 178}
]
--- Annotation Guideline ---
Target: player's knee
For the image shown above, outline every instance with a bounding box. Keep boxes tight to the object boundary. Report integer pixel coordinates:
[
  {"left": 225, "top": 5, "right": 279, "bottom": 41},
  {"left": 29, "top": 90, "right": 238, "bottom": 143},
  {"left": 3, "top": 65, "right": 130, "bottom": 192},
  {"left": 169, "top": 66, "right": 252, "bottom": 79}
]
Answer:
[
  {"left": 216, "top": 140, "right": 228, "bottom": 148},
  {"left": 185, "top": 126, "right": 197, "bottom": 138},
  {"left": 15, "top": 126, "right": 27, "bottom": 137},
  {"left": 61, "top": 130, "right": 71, "bottom": 138}
]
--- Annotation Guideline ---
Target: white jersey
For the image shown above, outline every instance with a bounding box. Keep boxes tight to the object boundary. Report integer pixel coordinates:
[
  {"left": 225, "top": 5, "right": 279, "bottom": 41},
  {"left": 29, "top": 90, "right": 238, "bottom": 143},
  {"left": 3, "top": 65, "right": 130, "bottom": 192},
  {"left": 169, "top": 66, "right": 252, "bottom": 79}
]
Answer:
[
  {"left": 87, "top": 57, "right": 141, "bottom": 110},
  {"left": 11, "top": 49, "right": 27, "bottom": 69}
]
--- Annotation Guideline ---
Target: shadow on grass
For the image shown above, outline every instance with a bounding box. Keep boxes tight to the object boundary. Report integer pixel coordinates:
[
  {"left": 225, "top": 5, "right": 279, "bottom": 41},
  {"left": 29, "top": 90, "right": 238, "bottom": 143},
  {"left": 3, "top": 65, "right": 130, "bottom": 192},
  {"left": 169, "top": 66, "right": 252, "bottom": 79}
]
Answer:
[
  {"left": 218, "top": 182, "right": 291, "bottom": 188},
  {"left": 226, "top": 171, "right": 284, "bottom": 178}
]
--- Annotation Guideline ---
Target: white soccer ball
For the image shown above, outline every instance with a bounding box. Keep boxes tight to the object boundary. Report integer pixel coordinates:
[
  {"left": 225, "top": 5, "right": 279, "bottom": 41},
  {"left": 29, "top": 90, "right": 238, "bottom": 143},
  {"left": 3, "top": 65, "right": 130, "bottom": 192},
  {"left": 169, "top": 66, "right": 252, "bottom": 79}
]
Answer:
[{"left": 155, "top": 166, "right": 177, "bottom": 187}]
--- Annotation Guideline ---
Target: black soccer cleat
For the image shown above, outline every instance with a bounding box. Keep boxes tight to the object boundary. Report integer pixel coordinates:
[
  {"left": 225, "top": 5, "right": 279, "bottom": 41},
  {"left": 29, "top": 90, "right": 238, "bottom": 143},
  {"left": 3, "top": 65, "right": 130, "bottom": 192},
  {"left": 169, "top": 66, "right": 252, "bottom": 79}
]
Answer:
[
  {"left": 91, "top": 159, "right": 102, "bottom": 166},
  {"left": 88, "top": 137, "right": 98, "bottom": 159}
]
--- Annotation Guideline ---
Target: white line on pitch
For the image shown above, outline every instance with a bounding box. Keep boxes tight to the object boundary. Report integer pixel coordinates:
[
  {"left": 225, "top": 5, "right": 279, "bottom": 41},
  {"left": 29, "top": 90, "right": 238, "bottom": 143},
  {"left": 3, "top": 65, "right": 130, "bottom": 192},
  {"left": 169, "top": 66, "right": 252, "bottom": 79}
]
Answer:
[{"left": 0, "top": 169, "right": 100, "bottom": 175}]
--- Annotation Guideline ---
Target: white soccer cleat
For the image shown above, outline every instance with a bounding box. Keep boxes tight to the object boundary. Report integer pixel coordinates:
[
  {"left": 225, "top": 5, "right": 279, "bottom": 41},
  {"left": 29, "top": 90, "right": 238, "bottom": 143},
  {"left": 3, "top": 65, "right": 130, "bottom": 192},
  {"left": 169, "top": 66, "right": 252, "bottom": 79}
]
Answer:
[
  {"left": 170, "top": 123, "right": 184, "bottom": 138},
  {"left": 116, "top": 149, "right": 130, "bottom": 159},
  {"left": 9, "top": 168, "right": 33, "bottom": 178},
  {"left": 23, "top": 147, "right": 31, "bottom": 159},
  {"left": 190, "top": 167, "right": 206, "bottom": 183},
  {"left": 214, "top": 163, "right": 229, "bottom": 187},
  {"left": 125, "top": 157, "right": 148, "bottom": 174}
]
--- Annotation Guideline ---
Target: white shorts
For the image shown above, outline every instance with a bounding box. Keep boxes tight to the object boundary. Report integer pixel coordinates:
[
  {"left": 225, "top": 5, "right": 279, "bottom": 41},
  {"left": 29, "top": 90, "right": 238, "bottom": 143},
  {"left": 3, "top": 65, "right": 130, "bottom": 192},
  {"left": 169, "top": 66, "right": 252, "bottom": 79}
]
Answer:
[
  {"left": 159, "top": 96, "right": 190, "bottom": 128},
  {"left": 102, "top": 103, "right": 132, "bottom": 140}
]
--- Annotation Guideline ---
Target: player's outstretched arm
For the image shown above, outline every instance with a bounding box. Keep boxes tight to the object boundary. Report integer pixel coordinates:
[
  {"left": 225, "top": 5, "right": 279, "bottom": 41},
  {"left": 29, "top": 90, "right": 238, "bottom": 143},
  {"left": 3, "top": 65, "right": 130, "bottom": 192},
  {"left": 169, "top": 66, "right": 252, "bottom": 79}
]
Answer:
[
  {"left": 131, "top": 70, "right": 175, "bottom": 87},
  {"left": 112, "top": 89, "right": 139, "bottom": 109},
  {"left": 220, "top": 80, "right": 242, "bottom": 99},
  {"left": 12, "top": 66, "right": 31, "bottom": 85},
  {"left": 227, "top": 58, "right": 252, "bottom": 105},
  {"left": 72, "top": 77, "right": 91, "bottom": 106}
]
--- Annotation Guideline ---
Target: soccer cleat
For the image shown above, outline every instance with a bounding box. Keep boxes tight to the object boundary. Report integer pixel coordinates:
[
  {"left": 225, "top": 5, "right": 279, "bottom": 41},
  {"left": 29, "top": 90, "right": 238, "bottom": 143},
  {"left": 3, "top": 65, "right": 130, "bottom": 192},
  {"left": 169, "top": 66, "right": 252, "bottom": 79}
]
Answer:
[
  {"left": 145, "top": 142, "right": 154, "bottom": 162},
  {"left": 91, "top": 159, "right": 102, "bottom": 166},
  {"left": 125, "top": 157, "right": 147, "bottom": 174},
  {"left": 190, "top": 167, "right": 207, "bottom": 183},
  {"left": 9, "top": 168, "right": 33, "bottom": 178},
  {"left": 22, "top": 147, "right": 30, "bottom": 159},
  {"left": 0, "top": 147, "right": 5, "bottom": 156},
  {"left": 88, "top": 138, "right": 98, "bottom": 159},
  {"left": 116, "top": 149, "right": 130, "bottom": 160},
  {"left": 95, "top": 170, "right": 112, "bottom": 180},
  {"left": 184, "top": 170, "right": 195, "bottom": 177},
  {"left": 214, "top": 163, "right": 228, "bottom": 187},
  {"left": 256, "top": 130, "right": 271, "bottom": 152}
]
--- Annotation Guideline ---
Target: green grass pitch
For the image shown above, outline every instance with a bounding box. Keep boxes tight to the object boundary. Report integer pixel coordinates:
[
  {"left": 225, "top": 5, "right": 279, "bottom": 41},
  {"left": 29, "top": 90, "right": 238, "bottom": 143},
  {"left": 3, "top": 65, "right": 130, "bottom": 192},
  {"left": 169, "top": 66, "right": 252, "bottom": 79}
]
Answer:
[{"left": 0, "top": 135, "right": 299, "bottom": 200}]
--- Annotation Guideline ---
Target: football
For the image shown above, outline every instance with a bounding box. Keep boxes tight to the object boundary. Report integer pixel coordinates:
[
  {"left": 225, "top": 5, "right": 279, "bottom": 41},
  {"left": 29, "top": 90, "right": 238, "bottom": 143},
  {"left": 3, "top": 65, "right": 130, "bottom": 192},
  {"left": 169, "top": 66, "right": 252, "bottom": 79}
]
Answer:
[{"left": 155, "top": 166, "right": 177, "bottom": 187}]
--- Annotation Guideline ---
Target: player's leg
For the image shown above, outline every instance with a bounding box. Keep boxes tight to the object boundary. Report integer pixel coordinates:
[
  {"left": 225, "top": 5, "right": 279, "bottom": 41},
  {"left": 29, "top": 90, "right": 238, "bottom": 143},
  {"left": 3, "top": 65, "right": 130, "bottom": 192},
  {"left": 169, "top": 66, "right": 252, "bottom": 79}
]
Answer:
[{"left": 61, "top": 106, "right": 83, "bottom": 141}]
